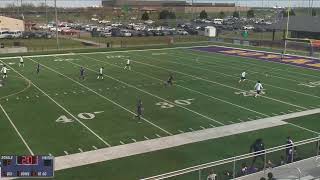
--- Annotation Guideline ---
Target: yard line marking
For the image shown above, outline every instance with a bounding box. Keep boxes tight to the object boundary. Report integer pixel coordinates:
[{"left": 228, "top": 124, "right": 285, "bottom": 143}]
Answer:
[
  {"left": 209, "top": 124, "right": 215, "bottom": 127},
  {"left": 296, "top": 109, "right": 303, "bottom": 111},
  {"left": 78, "top": 148, "right": 83, "bottom": 153},
  {"left": 309, "top": 106, "right": 317, "bottom": 109},
  {"left": 228, "top": 121, "right": 235, "bottom": 124},
  {"left": 92, "top": 146, "right": 98, "bottom": 150},
  {"left": 178, "top": 130, "right": 184, "bottom": 133},
  {"left": 80, "top": 54, "right": 268, "bottom": 118},
  {"left": 287, "top": 122, "right": 319, "bottom": 135},
  {"left": 146, "top": 52, "right": 320, "bottom": 100},
  {"left": 144, "top": 136, "right": 149, "bottom": 140},
  {"left": 272, "top": 113, "right": 278, "bottom": 116},
  {"left": 67, "top": 59, "right": 223, "bottom": 126},
  {"left": 126, "top": 57, "right": 307, "bottom": 110},
  {"left": 94, "top": 111, "right": 104, "bottom": 114},
  {"left": 248, "top": 118, "right": 254, "bottom": 121},
  {"left": 26, "top": 58, "right": 173, "bottom": 136},
  {"left": 280, "top": 112, "right": 287, "bottom": 114},
  {"left": 120, "top": 141, "right": 125, "bottom": 145},
  {"left": 0, "top": 103, "right": 34, "bottom": 155},
  {"left": 189, "top": 128, "right": 194, "bottom": 131},
  {"left": 64, "top": 92, "right": 68, "bottom": 95},
  {"left": 131, "top": 139, "right": 137, "bottom": 142},
  {"left": 200, "top": 126, "right": 205, "bottom": 130},
  {"left": 156, "top": 134, "right": 162, "bottom": 138},
  {"left": 3, "top": 60, "right": 112, "bottom": 147},
  {"left": 288, "top": 110, "right": 294, "bottom": 113},
  {"left": 64, "top": 151, "right": 69, "bottom": 155},
  {"left": 238, "top": 119, "right": 243, "bottom": 122},
  {"left": 256, "top": 116, "right": 262, "bottom": 119}
]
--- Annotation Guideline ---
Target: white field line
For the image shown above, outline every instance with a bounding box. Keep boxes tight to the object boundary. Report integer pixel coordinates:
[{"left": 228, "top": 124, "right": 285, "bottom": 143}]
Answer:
[
  {"left": 286, "top": 122, "right": 320, "bottom": 135},
  {"left": 66, "top": 59, "right": 224, "bottom": 126},
  {"left": 178, "top": 50, "right": 315, "bottom": 82},
  {"left": 78, "top": 54, "right": 269, "bottom": 117},
  {"left": 0, "top": 103, "right": 34, "bottom": 155},
  {"left": 145, "top": 52, "right": 320, "bottom": 100},
  {"left": 26, "top": 57, "right": 173, "bottom": 135},
  {"left": 54, "top": 108, "right": 320, "bottom": 171},
  {"left": 125, "top": 57, "right": 307, "bottom": 110},
  {"left": 169, "top": 52, "right": 303, "bottom": 83},
  {"left": 2, "top": 60, "right": 112, "bottom": 147}
]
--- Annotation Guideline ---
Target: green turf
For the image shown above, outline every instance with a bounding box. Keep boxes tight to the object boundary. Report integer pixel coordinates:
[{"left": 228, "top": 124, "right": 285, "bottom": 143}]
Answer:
[{"left": 0, "top": 45, "right": 319, "bottom": 179}]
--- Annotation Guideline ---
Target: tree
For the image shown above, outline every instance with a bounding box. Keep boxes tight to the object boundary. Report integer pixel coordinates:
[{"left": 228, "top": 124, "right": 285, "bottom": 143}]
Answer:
[
  {"left": 219, "top": 11, "right": 225, "bottom": 19},
  {"left": 282, "top": 9, "right": 296, "bottom": 17},
  {"left": 247, "top": 9, "right": 255, "bottom": 18},
  {"left": 312, "top": 9, "right": 316, "bottom": 16},
  {"left": 199, "top": 10, "right": 208, "bottom": 19},
  {"left": 233, "top": 11, "right": 240, "bottom": 18},
  {"left": 159, "top": 10, "right": 176, "bottom": 19},
  {"left": 141, "top": 12, "right": 149, "bottom": 20}
]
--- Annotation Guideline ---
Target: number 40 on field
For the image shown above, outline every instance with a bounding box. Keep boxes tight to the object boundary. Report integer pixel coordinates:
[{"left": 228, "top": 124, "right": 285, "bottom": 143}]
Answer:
[{"left": 56, "top": 111, "right": 104, "bottom": 123}]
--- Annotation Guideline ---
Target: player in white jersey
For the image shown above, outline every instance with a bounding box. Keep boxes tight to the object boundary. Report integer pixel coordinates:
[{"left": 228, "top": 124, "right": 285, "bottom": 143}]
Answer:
[
  {"left": 254, "top": 81, "right": 263, "bottom": 98},
  {"left": 239, "top": 71, "right": 246, "bottom": 83},
  {"left": 97, "top": 67, "right": 104, "bottom": 79},
  {"left": 124, "top": 59, "right": 131, "bottom": 70},
  {"left": 19, "top": 56, "right": 24, "bottom": 67},
  {"left": 1, "top": 65, "right": 8, "bottom": 79}
]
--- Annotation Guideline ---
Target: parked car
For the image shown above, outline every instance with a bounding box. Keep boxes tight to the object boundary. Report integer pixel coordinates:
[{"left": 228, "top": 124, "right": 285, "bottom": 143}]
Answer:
[
  {"left": 0, "top": 31, "right": 11, "bottom": 39},
  {"left": 242, "top": 25, "right": 255, "bottom": 30}
]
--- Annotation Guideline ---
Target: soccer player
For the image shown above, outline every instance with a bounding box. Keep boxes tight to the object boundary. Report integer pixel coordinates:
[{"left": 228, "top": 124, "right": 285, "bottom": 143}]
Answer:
[
  {"left": 124, "top": 59, "right": 131, "bottom": 70},
  {"left": 19, "top": 56, "right": 24, "bottom": 67},
  {"left": 1, "top": 65, "right": 8, "bottom": 79},
  {"left": 285, "top": 136, "right": 294, "bottom": 163},
  {"left": 239, "top": 71, "right": 246, "bottom": 83},
  {"left": 165, "top": 74, "right": 174, "bottom": 87},
  {"left": 254, "top": 80, "right": 263, "bottom": 98},
  {"left": 80, "top": 67, "right": 85, "bottom": 80},
  {"left": 250, "top": 138, "right": 265, "bottom": 167},
  {"left": 36, "top": 63, "right": 40, "bottom": 74},
  {"left": 135, "top": 99, "right": 143, "bottom": 120},
  {"left": 97, "top": 67, "right": 104, "bottom": 79}
]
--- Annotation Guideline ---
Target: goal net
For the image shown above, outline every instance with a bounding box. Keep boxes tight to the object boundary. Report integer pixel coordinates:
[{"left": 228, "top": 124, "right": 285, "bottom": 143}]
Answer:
[{"left": 285, "top": 38, "right": 320, "bottom": 58}]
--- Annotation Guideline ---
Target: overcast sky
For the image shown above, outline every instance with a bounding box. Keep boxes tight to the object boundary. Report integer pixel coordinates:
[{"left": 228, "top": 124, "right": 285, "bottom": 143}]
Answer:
[{"left": 1, "top": 0, "right": 319, "bottom": 7}]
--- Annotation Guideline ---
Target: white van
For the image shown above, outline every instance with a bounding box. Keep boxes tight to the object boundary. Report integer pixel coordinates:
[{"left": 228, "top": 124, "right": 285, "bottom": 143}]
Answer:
[
  {"left": 213, "top": 19, "right": 223, "bottom": 25},
  {"left": 0, "top": 31, "right": 10, "bottom": 39}
]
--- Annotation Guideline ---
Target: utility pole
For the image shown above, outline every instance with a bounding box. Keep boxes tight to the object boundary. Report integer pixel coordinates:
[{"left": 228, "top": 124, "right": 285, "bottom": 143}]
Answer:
[
  {"left": 55, "top": 0, "right": 60, "bottom": 50},
  {"left": 284, "top": 0, "right": 291, "bottom": 54}
]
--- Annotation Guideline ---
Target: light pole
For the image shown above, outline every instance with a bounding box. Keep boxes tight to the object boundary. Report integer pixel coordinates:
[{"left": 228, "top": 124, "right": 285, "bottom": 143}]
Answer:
[
  {"left": 284, "top": 0, "right": 291, "bottom": 54},
  {"left": 55, "top": 0, "right": 60, "bottom": 50}
]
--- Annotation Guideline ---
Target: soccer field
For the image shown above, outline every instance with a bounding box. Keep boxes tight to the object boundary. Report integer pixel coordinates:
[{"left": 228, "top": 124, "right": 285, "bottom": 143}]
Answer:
[{"left": 0, "top": 45, "right": 320, "bottom": 179}]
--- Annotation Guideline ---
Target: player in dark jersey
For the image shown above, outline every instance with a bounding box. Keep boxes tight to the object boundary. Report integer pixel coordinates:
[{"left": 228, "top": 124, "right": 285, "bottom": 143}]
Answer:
[
  {"left": 80, "top": 67, "right": 85, "bottom": 80},
  {"left": 36, "top": 63, "right": 40, "bottom": 74},
  {"left": 165, "top": 74, "right": 174, "bottom": 87},
  {"left": 135, "top": 99, "right": 143, "bottom": 120},
  {"left": 250, "top": 138, "right": 265, "bottom": 167}
]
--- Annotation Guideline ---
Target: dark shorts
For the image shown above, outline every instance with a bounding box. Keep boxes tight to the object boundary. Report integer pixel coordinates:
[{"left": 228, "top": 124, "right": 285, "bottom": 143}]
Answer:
[
  {"left": 3, "top": 73, "right": 6, "bottom": 75},
  {"left": 256, "top": 90, "right": 261, "bottom": 94},
  {"left": 126, "top": 64, "right": 130, "bottom": 66},
  {"left": 241, "top": 77, "right": 246, "bottom": 80},
  {"left": 99, "top": 73, "right": 103, "bottom": 76},
  {"left": 20, "top": 62, "right": 24, "bottom": 64}
]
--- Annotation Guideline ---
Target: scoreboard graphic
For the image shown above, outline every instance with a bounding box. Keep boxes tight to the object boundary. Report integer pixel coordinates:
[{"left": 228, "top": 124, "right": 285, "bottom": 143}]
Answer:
[{"left": 0, "top": 155, "right": 54, "bottom": 178}]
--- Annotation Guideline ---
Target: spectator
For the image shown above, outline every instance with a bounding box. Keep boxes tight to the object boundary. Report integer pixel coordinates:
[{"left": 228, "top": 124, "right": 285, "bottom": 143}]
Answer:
[
  {"left": 285, "top": 137, "right": 294, "bottom": 163},
  {"left": 240, "top": 163, "right": 248, "bottom": 175},
  {"left": 266, "top": 159, "right": 275, "bottom": 169},
  {"left": 207, "top": 170, "right": 217, "bottom": 180},
  {"left": 250, "top": 138, "right": 266, "bottom": 167},
  {"left": 267, "top": 172, "right": 276, "bottom": 180},
  {"left": 260, "top": 177, "right": 266, "bottom": 180}
]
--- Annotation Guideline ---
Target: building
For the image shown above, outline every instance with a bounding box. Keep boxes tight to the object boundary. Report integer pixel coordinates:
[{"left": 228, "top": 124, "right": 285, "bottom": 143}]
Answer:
[
  {"left": 270, "top": 16, "right": 320, "bottom": 39},
  {"left": 102, "top": 0, "right": 249, "bottom": 13},
  {"left": 0, "top": 16, "right": 25, "bottom": 32}
]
